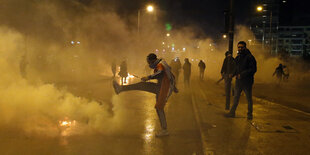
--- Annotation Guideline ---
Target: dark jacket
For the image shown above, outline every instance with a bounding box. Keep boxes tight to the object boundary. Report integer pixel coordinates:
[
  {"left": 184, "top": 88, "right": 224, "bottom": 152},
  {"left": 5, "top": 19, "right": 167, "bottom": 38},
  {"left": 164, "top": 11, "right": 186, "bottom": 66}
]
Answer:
[
  {"left": 198, "top": 61, "right": 206, "bottom": 71},
  {"left": 221, "top": 55, "right": 235, "bottom": 77},
  {"left": 183, "top": 61, "right": 191, "bottom": 77},
  {"left": 235, "top": 49, "right": 257, "bottom": 85}
]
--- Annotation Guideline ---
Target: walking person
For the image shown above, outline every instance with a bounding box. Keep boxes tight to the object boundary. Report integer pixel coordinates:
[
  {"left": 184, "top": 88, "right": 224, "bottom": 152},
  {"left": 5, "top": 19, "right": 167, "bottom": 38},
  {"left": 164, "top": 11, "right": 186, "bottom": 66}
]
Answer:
[
  {"left": 220, "top": 51, "right": 236, "bottom": 110},
  {"left": 198, "top": 60, "right": 206, "bottom": 81},
  {"left": 113, "top": 53, "right": 178, "bottom": 137},
  {"left": 226, "top": 41, "right": 257, "bottom": 120},
  {"left": 170, "top": 57, "right": 182, "bottom": 83},
  {"left": 183, "top": 58, "right": 191, "bottom": 87},
  {"left": 118, "top": 60, "right": 128, "bottom": 85}
]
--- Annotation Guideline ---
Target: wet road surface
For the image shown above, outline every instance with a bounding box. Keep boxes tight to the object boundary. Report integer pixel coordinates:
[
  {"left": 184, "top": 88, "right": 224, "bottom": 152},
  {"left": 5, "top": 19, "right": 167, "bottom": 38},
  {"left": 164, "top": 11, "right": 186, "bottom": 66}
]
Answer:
[{"left": 0, "top": 77, "right": 203, "bottom": 155}]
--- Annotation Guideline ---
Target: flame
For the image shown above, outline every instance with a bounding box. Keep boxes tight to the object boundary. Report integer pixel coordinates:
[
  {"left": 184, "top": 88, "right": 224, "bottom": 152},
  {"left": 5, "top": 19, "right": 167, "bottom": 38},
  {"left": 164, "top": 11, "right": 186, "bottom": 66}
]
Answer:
[
  {"left": 59, "top": 119, "right": 76, "bottom": 127},
  {"left": 119, "top": 73, "right": 136, "bottom": 85}
]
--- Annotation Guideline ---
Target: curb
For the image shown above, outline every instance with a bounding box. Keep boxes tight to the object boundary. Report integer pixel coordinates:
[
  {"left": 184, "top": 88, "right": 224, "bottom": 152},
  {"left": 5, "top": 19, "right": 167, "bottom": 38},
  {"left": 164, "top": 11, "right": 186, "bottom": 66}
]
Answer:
[{"left": 252, "top": 96, "right": 310, "bottom": 117}]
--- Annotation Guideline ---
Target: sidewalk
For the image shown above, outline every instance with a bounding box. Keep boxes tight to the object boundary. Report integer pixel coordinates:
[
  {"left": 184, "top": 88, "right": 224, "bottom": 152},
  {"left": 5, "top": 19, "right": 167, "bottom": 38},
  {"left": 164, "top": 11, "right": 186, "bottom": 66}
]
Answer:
[
  {"left": 253, "top": 82, "right": 310, "bottom": 113},
  {"left": 191, "top": 80, "right": 310, "bottom": 155}
]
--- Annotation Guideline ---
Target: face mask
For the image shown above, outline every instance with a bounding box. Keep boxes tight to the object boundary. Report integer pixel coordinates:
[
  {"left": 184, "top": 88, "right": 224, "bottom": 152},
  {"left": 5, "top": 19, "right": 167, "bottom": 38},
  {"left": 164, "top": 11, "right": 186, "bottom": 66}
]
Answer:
[{"left": 149, "top": 63, "right": 156, "bottom": 69}]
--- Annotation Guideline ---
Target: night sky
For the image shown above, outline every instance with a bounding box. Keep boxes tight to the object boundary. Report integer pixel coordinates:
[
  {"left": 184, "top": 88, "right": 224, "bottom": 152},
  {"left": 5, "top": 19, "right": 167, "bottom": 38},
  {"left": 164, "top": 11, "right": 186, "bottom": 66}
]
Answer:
[{"left": 90, "top": 0, "right": 310, "bottom": 38}]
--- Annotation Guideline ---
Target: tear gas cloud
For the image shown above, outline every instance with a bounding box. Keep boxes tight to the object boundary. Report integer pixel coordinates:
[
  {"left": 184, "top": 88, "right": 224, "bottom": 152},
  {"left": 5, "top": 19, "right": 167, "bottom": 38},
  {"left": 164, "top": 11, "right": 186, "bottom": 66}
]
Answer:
[{"left": 0, "top": 0, "right": 308, "bottom": 137}]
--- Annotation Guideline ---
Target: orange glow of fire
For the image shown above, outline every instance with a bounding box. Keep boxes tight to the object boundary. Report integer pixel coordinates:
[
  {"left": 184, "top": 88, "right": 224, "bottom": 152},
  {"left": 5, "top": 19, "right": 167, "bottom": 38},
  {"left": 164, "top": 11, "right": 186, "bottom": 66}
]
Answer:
[{"left": 119, "top": 73, "right": 135, "bottom": 85}]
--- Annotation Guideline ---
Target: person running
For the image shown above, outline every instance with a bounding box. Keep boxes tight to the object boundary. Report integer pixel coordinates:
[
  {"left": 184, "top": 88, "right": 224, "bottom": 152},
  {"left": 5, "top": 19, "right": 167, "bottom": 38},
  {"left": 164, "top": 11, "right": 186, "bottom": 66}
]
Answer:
[
  {"left": 273, "top": 63, "right": 285, "bottom": 84},
  {"left": 113, "top": 53, "right": 178, "bottom": 137},
  {"left": 198, "top": 60, "right": 206, "bottom": 81}
]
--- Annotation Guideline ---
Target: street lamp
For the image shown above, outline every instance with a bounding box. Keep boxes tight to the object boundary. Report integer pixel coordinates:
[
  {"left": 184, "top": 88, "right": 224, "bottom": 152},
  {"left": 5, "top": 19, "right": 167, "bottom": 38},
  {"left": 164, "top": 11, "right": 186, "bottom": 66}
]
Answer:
[
  {"left": 223, "top": 34, "right": 227, "bottom": 39},
  {"left": 256, "top": 5, "right": 265, "bottom": 49},
  {"left": 138, "top": 4, "right": 155, "bottom": 35},
  {"left": 146, "top": 5, "right": 154, "bottom": 12},
  {"left": 256, "top": 5, "right": 273, "bottom": 53},
  {"left": 257, "top": 6, "right": 263, "bottom": 12},
  {"left": 166, "top": 33, "right": 170, "bottom": 37}
]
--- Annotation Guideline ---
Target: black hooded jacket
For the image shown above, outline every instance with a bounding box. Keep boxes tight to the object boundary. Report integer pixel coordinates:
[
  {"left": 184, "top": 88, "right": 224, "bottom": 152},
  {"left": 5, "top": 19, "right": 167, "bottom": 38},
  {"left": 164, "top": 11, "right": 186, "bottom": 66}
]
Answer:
[{"left": 234, "top": 49, "right": 257, "bottom": 85}]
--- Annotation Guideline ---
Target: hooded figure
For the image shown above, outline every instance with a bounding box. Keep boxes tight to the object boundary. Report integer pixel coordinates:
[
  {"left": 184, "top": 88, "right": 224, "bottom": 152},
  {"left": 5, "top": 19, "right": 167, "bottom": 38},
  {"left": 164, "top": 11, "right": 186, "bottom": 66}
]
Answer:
[{"left": 112, "top": 53, "right": 178, "bottom": 137}]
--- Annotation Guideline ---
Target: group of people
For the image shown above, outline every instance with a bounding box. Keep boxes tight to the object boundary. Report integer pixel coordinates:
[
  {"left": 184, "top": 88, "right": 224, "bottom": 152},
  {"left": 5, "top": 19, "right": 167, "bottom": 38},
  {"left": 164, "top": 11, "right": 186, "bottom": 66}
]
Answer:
[
  {"left": 111, "top": 40, "right": 257, "bottom": 138},
  {"left": 221, "top": 41, "right": 257, "bottom": 120},
  {"left": 170, "top": 57, "right": 206, "bottom": 87}
]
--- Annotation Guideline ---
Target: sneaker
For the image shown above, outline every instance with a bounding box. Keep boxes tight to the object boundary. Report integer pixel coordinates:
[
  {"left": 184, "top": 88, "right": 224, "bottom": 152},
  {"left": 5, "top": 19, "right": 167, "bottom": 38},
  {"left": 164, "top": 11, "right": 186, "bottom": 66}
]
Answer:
[
  {"left": 155, "top": 130, "right": 169, "bottom": 137},
  {"left": 112, "top": 80, "right": 121, "bottom": 94},
  {"left": 224, "top": 112, "right": 235, "bottom": 118}
]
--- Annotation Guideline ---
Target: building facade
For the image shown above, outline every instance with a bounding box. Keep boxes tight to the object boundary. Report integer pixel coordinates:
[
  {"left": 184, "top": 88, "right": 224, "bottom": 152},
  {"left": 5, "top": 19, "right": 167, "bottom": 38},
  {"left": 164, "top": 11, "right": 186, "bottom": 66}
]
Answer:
[{"left": 277, "top": 26, "right": 310, "bottom": 57}]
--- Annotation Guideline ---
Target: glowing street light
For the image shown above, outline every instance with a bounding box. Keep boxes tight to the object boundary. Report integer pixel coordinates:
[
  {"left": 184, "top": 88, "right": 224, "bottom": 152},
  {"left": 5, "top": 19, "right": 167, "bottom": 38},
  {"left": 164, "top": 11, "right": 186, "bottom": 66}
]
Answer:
[
  {"left": 166, "top": 33, "right": 170, "bottom": 37},
  {"left": 146, "top": 5, "right": 154, "bottom": 12},
  {"left": 138, "top": 4, "right": 155, "bottom": 35},
  {"left": 223, "top": 34, "right": 227, "bottom": 39},
  {"left": 257, "top": 6, "right": 263, "bottom": 12}
]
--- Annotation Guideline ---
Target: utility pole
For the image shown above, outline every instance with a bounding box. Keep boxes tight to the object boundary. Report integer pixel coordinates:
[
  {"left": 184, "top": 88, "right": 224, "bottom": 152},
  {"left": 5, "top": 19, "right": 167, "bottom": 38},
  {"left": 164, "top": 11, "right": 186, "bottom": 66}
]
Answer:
[
  {"left": 269, "top": 11, "right": 273, "bottom": 54},
  {"left": 228, "top": 0, "right": 235, "bottom": 54}
]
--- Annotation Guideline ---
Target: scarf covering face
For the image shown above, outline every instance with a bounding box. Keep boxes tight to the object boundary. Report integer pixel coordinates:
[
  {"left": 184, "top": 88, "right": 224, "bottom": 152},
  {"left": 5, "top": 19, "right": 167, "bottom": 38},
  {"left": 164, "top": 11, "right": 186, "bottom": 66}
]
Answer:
[{"left": 149, "top": 59, "right": 162, "bottom": 69}]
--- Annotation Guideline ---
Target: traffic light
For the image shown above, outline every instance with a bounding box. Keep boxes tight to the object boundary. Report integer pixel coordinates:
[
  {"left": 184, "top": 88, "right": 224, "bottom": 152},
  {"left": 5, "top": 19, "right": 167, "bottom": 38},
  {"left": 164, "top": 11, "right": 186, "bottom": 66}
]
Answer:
[{"left": 165, "top": 23, "right": 172, "bottom": 31}]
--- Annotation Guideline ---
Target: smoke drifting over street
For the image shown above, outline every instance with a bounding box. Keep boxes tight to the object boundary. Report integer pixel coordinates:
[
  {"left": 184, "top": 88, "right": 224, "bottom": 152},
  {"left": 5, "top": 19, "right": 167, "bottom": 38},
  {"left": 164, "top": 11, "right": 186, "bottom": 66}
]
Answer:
[{"left": 0, "top": 0, "right": 308, "bottom": 138}]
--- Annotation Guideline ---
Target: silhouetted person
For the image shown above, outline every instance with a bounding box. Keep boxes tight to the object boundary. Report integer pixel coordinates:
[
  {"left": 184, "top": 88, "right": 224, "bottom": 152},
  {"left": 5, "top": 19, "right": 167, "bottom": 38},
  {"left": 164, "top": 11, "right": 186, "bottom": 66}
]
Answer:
[
  {"left": 226, "top": 41, "right": 257, "bottom": 120},
  {"left": 273, "top": 63, "right": 285, "bottom": 84},
  {"left": 283, "top": 65, "right": 289, "bottom": 82},
  {"left": 111, "top": 60, "right": 116, "bottom": 77},
  {"left": 221, "top": 51, "right": 236, "bottom": 110},
  {"left": 198, "top": 60, "right": 206, "bottom": 81},
  {"left": 113, "top": 53, "right": 178, "bottom": 137},
  {"left": 183, "top": 58, "right": 191, "bottom": 87},
  {"left": 118, "top": 61, "right": 128, "bottom": 85},
  {"left": 170, "top": 57, "right": 181, "bottom": 83}
]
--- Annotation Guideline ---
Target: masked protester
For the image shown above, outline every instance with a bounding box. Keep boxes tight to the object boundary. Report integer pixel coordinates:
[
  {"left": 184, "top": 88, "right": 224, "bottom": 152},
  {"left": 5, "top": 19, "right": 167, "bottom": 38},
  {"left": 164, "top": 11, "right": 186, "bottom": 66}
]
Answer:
[
  {"left": 113, "top": 53, "right": 178, "bottom": 137},
  {"left": 221, "top": 51, "right": 236, "bottom": 110},
  {"left": 225, "top": 41, "right": 257, "bottom": 120}
]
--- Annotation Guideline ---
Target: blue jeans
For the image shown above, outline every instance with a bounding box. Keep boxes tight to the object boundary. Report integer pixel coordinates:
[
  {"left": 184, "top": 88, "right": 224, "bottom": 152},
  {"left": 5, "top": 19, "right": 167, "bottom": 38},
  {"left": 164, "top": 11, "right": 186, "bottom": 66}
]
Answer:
[{"left": 229, "top": 80, "right": 253, "bottom": 117}]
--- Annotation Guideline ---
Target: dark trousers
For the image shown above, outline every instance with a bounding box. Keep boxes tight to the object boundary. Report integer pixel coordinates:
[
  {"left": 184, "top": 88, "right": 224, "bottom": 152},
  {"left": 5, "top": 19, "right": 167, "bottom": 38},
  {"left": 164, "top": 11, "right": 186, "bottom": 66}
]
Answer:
[
  {"left": 120, "top": 82, "right": 167, "bottom": 130},
  {"left": 121, "top": 82, "right": 159, "bottom": 94},
  {"left": 224, "top": 77, "right": 232, "bottom": 109},
  {"left": 229, "top": 80, "right": 253, "bottom": 117}
]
